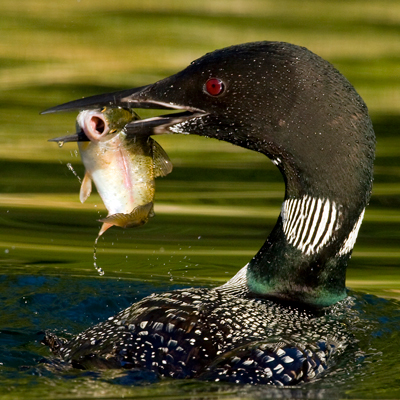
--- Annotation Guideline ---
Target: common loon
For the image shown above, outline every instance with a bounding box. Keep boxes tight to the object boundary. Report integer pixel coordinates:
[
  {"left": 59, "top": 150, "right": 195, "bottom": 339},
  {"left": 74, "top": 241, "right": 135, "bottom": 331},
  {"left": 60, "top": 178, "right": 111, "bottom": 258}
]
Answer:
[{"left": 43, "top": 41, "right": 375, "bottom": 385}]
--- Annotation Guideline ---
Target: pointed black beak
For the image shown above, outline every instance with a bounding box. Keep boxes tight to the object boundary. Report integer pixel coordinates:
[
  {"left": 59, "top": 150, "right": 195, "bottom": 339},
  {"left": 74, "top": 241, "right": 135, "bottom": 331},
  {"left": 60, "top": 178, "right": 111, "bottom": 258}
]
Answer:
[
  {"left": 43, "top": 83, "right": 207, "bottom": 142},
  {"left": 41, "top": 86, "right": 161, "bottom": 114}
]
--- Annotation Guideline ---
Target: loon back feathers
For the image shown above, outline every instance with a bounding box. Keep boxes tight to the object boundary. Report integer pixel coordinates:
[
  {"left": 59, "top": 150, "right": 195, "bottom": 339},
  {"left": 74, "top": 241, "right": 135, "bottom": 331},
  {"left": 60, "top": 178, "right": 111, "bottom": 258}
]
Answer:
[{"left": 44, "top": 288, "right": 349, "bottom": 384}]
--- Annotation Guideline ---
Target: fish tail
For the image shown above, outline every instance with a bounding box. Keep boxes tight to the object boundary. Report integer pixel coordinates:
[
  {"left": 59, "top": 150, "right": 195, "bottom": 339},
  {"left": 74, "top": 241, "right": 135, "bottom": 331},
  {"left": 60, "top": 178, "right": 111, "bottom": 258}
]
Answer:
[
  {"left": 98, "top": 222, "right": 113, "bottom": 237},
  {"left": 98, "top": 202, "right": 154, "bottom": 231}
]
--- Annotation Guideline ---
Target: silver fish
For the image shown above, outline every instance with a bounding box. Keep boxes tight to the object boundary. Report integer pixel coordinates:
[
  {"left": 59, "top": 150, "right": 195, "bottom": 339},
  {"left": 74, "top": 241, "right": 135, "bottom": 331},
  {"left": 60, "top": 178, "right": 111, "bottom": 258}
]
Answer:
[{"left": 76, "top": 107, "right": 172, "bottom": 236}]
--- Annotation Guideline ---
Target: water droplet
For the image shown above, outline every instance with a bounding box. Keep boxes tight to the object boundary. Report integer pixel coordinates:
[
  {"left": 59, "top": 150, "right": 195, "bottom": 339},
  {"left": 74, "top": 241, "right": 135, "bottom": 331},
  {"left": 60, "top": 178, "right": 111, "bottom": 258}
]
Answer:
[
  {"left": 93, "top": 236, "right": 105, "bottom": 276},
  {"left": 66, "top": 163, "right": 82, "bottom": 183}
]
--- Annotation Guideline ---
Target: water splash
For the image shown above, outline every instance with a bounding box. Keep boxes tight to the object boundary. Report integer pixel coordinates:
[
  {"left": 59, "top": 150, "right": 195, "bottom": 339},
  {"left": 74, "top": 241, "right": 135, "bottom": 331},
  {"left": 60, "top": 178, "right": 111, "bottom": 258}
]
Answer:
[
  {"left": 66, "top": 163, "right": 82, "bottom": 184},
  {"left": 93, "top": 236, "right": 104, "bottom": 276}
]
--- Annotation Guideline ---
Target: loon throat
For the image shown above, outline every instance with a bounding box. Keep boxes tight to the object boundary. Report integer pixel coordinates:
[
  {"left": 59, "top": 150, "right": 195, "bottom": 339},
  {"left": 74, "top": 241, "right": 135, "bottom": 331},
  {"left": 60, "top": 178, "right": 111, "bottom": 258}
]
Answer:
[
  {"left": 281, "top": 196, "right": 365, "bottom": 258},
  {"left": 282, "top": 196, "right": 344, "bottom": 257},
  {"left": 220, "top": 194, "right": 367, "bottom": 305},
  {"left": 240, "top": 195, "right": 367, "bottom": 306},
  {"left": 43, "top": 41, "right": 375, "bottom": 383}
]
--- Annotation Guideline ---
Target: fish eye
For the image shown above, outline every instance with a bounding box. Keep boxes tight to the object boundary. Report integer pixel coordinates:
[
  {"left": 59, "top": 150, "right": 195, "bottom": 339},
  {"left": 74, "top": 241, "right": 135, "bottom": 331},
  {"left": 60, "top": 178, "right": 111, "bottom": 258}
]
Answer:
[{"left": 204, "top": 78, "right": 225, "bottom": 96}]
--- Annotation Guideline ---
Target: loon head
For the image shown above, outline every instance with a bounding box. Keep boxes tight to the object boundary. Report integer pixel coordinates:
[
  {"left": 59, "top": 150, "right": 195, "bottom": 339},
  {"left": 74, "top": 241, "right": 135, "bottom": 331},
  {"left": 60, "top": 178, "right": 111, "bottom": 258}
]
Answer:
[{"left": 44, "top": 41, "right": 375, "bottom": 307}]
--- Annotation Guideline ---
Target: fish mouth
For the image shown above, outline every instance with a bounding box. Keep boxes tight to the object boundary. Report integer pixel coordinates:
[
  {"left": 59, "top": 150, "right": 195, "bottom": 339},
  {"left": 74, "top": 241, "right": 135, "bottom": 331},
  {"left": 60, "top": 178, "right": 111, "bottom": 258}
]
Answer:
[{"left": 43, "top": 86, "right": 208, "bottom": 142}]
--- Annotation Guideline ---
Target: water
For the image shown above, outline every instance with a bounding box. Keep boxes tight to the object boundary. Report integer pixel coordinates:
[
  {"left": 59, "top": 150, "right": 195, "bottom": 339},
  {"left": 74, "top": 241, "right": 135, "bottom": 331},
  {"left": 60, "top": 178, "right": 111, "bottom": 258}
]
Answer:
[
  {"left": 93, "top": 236, "right": 105, "bottom": 276},
  {"left": 1, "top": 275, "right": 400, "bottom": 399},
  {"left": 66, "top": 163, "right": 82, "bottom": 184},
  {"left": 1, "top": 0, "right": 400, "bottom": 398}
]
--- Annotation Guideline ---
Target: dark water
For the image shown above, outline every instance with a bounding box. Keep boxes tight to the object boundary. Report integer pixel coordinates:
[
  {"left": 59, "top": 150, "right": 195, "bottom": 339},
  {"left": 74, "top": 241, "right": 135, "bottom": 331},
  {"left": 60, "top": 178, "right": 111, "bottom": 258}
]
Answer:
[{"left": 1, "top": 274, "right": 400, "bottom": 399}]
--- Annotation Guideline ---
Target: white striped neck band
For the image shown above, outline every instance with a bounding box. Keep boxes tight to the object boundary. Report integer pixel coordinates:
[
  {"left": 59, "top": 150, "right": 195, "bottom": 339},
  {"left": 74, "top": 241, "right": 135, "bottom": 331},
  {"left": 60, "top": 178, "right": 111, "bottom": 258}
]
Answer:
[{"left": 281, "top": 195, "right": 364, "bottom": 257}]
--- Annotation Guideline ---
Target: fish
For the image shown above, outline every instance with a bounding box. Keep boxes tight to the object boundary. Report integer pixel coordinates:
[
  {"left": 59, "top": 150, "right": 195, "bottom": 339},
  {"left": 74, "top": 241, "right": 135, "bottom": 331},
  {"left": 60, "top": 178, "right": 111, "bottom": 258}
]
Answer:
[{"left": 75, "top": 107, "right": 172, "bottom": 237}]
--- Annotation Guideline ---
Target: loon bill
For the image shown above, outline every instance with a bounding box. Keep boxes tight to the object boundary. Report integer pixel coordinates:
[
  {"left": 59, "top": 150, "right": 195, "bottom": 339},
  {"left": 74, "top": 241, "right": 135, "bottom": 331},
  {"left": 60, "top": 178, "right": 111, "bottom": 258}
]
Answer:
[{"left": 43, "top": 41, "right": 375, "bottom": 385}]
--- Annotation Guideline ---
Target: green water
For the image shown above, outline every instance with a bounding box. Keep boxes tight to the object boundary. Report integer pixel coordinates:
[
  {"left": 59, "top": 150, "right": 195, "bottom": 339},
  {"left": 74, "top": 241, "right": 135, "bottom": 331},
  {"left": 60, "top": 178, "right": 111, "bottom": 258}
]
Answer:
[{"left": 1, "top": 0, "right": 400, "bottom": 398}]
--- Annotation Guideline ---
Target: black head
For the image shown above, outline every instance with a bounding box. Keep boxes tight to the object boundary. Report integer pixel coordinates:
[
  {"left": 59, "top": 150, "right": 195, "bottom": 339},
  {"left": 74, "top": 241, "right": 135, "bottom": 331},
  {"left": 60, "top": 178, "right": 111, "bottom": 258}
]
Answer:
[{"left": 44, "top": 41, "right": 375, "bottom": 209}]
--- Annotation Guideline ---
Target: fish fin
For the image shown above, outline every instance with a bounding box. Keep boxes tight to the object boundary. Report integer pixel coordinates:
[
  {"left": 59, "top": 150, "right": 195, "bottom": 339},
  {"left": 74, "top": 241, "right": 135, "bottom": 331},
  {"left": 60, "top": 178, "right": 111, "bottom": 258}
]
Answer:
[
  {"left": 98, "top": 202, "right": 154, "bottom": 229},
  {"left": 79, "top": 172, "right": 92, "bottom": 203},
  {"left": 149, "top": 203, "right": 155, "bottom": 218},
  {"left": 152, "top": 140, "right": 173, "bottom": 177}
]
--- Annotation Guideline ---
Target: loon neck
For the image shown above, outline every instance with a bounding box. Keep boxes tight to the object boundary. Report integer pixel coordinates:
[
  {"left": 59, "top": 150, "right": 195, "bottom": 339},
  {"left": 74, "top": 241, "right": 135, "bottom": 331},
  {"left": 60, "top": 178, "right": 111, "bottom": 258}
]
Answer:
[
  {"left": 220, "top": 109, "right": 374, "bottom": 307},
  {"left": 246, "top": 193, "right": 365, "bottom": 307}
]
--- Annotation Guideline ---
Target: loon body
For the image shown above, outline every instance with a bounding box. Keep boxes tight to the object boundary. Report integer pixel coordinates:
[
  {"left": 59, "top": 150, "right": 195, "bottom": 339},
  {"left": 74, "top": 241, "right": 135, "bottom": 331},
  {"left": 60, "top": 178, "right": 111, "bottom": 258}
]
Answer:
[
  {"left": 45, "top": 288, "right": 350, "bottom": 385},
  {"left": 43, "top": 41, "right": 375, "bottom": 384}
]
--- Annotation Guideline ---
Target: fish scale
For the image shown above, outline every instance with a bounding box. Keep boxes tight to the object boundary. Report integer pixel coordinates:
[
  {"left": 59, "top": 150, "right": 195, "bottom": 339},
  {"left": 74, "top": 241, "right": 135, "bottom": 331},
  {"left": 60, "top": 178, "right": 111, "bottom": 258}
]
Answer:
[{"left": 44, "top": 287, "right": 350, "bottom": 384}]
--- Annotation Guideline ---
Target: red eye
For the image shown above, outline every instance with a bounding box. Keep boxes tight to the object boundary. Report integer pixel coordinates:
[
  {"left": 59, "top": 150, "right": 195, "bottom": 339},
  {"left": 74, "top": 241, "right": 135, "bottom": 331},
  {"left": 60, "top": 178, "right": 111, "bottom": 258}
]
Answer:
[{"left": 205, "top": 78, "right": 225, "bottom": 96}]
